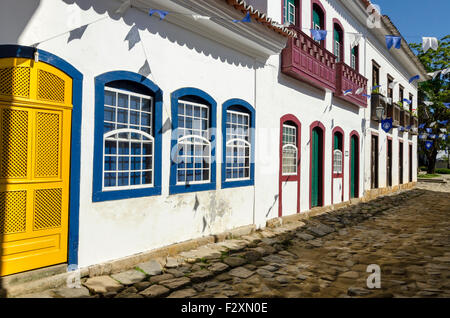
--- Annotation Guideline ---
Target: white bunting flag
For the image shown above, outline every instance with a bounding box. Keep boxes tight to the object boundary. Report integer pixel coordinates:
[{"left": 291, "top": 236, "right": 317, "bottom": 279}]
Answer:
[
  {"left": 388, "top": 81, "right": 399, "bottom": 89},
  {"left": 442, "top": 68, "right": 450, "bottom": 76},
  {"left": 441, "top": 128, "right": 447, "bottom": 133},
  {"left": 430, "top": 121, "right": 436, "bottom": 127},
  {"left": 427, "top": 70, "right": 441, "bottom": 80},
  {"left": 349, "top": 33, "right": 362, "bottom": 49},
  {"left": 355, "top": 87, "right": 364, "bottom": 95},
  {"left": 192, "top": 15, "right": 211, "bottom": 21},
  {"left": 422, "top": 37, "right": 438, "bottom": 53},
  {"left": 424, "top": 101, "right": 434, "bottom": 106}
]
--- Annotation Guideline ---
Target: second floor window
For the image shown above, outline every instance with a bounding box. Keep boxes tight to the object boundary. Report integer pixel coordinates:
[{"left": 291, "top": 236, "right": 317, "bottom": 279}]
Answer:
[
  {"left": 283, "top": 0, "right": 296, "bottom": 25},
  {"left": 351, "top": 46, "right": 359, "bottom": 71}
]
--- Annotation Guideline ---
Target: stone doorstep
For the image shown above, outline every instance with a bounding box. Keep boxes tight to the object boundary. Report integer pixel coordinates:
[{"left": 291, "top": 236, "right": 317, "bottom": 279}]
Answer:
[{"left": 4, "top": 183, "right": 418, "bottom": 298}]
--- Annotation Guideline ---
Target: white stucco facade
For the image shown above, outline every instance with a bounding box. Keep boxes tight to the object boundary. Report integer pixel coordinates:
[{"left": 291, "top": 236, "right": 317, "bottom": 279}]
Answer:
[{"left": 0, "top": 0, "right": 427, "bottom": 271}]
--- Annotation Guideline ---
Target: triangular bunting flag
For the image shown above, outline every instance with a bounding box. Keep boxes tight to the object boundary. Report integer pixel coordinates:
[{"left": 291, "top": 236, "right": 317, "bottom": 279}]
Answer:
[
  {"left": 149, "top": 9, "right": 169, "bottom": 20},
  {"left": 425, "top": 140, "right": 433, "bottom": 150},
  {"left": 422, "top": 37, "right": 438, "bottom": 53},
  {"left": 409, "top": 75, "right": 420, "bottom": 84},
  {"left": 310, "top": 29, "right": 327, "bottom": 41},
  {"left": 386, "top": 35, "right": 401, "bottom": 50}
]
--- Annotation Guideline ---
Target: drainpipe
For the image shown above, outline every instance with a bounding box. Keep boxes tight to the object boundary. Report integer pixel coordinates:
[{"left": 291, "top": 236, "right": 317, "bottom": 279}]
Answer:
[{"left": 363, "top": 32, "right": 367, "bottom": 197}]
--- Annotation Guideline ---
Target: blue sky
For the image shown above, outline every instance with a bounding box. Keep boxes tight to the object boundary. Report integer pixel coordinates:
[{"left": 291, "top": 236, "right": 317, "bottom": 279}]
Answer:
[{"left": 373, "top": 0, "right": 450, "bottom": 44}]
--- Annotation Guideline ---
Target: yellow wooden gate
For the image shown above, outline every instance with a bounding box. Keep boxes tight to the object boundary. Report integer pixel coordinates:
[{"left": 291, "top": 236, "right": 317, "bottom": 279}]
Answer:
[{"left": 0, "top": 57, "right": 72, "bottom": 276}]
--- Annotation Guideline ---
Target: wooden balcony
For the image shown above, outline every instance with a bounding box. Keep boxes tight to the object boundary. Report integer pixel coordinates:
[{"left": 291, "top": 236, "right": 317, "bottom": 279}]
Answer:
[
  {"left": 335, "top": 62, "right": 368, "bottom": 108},
  {"left": 386, "top": 102, "right": 401, "bottom": 127},
  {"left": 370, "top": 93, "right": 387, "bottom": 122},
  {"left": 399, "top": 109, "right": 411, "bottom": 131},
  {"left": 281, "top": 28, "right": 337, "bottom": 92}
]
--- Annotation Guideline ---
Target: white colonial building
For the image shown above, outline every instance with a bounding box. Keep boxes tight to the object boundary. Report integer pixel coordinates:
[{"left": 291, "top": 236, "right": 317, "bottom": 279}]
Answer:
[{"left": 0, "top": 0, "right": 428, "bottom": 278}]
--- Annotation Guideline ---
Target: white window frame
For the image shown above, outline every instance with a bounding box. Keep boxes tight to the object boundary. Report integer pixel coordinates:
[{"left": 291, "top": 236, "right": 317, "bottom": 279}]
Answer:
[
  {"left": 102, "top": 87, "right": 154, "bottom": 191},
  {"left": 333, "top": 149, "right": 343, "bottom": 174},
  {"left": 334, "top": 40, "right": 341, "bottom": 62},
  {"left": 176, "top": 100, "right": 211, "bottom": 185},
  {"left": 282, "top": 124, "right": 298, "bottom": 176},
  {"left": 284, "top": 1, "right": 296, "bottom": 25}
]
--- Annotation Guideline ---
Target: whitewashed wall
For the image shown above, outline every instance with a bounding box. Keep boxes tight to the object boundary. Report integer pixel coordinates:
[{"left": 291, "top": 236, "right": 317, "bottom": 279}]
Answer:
[{"left": 0, "top": 0, "right": 418, "bottom": 269}]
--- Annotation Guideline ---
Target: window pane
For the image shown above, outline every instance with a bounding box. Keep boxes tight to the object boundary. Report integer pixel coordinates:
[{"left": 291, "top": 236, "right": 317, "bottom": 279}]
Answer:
[
  {"left": 142, "top": 171, "right": 152, "bottom": 184},
  {"left": 119, "top": 142, "right": 129, "bottom": 155},
  {"left": 104, "top": 156, "right": 116, "bottom": 171},
  {"left": 130, "top": 111, "right": 139, "bottom": 125},
  {"left": 104, "top": 173, "right": 116, "bottom": 187},
  {"left": 105, "top": 140, "right": 117, "bottom": 154},
  {"left": 118, "top": 93, "right": 128, "bottom": 108},
  {"left": 130, "top": 172, "right": 141, "bottom": 185},
  {"left": 117, "top": 109, "right": 128, "bottom": 124},
  {"left": 104, "top": 106, "right": 115, "bottom": 122},
  {"left": 130, "top": 96, "right": 140, "bottom": 110},
  {"left": 142, "top": 99, "right": 151, "bottom": 112},
  {"left": 118, "top": 157, "right": 129, "bottom": 171},
  {"left": 118, "top": 172, "right": 129, "bottom": 186},
  {"left": 104, "top": 90, "right": 116, "bottom": 106}
]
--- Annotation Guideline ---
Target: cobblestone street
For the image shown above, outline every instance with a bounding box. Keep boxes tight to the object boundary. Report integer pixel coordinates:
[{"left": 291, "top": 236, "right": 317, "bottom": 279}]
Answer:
[{"left": 23, "top": 182, "right": 450, "bottom": 298}]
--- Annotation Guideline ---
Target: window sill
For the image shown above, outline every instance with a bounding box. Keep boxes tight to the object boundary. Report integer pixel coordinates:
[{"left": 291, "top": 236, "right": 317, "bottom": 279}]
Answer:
[
  {"left": 221, "top": 179, "right": 254, "bottom": 189},
  {"left": 169, "top": 182, "right": 216, "bottom": 195},
  {"left": 93, "top": 186, "right": 161, "bottom": 202}
]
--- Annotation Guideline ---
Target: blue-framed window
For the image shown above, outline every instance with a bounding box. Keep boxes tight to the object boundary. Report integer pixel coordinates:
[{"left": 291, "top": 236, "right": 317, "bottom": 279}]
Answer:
[
  {"left": 170, "top": 88, "right": 217, "bottom": 194},
  {"left": 221, "top": 99, "right": 255, "bottom": 189},
  {"left": 93, "top": 71, "right": 162, "bottom": 202}
]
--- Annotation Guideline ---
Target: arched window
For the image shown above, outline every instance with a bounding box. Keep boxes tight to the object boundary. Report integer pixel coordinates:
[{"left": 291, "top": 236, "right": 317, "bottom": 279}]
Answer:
[
  {"left": 222, "top": 99, "right": 255, "bottom": 188},
  {"left": 333, "top": 22, "right": 344, "bottom": 62},
  {"left": 282, "top": 123, "right": 298, "bottom": 175},
  {"left": 170, "top": 88, "right": 217, "bottom": 194},
  {"left": 283, "top": 0, "right": 301, "bottom": 27},
  {"left": 333, "top": 130, "right": 343, "bottom": 176},
  {"left": 351, "top": 45, "right": 359, "bottom": 71},
  {"left": 312, "top": 1, "right": 326, "bottom": 47},
  {"left": 93, "top": 71, "right": 163, "bottom": 202}
]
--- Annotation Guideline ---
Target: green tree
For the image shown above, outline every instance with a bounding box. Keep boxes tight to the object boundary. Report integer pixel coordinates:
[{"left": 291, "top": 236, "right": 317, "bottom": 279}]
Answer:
[{"left": 410, "top": 35, "right": 450, "bottom": 174}]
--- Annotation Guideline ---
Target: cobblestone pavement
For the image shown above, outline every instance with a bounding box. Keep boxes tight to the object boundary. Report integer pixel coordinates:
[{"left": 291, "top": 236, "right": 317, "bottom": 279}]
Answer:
[{"left": 23, "top": 182, "right": 450, "bottom": 298}]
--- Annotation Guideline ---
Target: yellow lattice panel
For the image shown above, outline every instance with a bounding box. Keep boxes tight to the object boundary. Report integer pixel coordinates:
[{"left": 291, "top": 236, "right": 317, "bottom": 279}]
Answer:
[
  {"left": 35, "top": 112, "right": 60, "bottom": 177},
  {"left": 37, "top": 70, "right": 65, "bottom": 103},
  {"left": 33, "top": 188, "right": 62, "bottom": 230},
  {"left": 0, "top": 67, "right": 31, "bottom": 98},
  {"left": 0, "top": 190, "right": 27, "bottom": 234},
  {"left": 0, "top": 108, "right": 29, "bottom": 178}
]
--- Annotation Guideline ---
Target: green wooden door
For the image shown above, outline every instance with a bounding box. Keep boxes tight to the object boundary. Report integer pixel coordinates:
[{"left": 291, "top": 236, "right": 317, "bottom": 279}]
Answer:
[
  {"left": 311, "top": 128, "right": 319, "bottom": 207},
  {"left": 350, "top": 136, "right": 356, "bottom": 198}
]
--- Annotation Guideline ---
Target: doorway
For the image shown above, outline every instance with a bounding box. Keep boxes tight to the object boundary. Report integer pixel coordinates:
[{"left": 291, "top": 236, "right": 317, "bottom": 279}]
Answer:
[
  {"left": 371, "top": 134, "right": 379, "bottom": 189},
  {"left": 310, "top": 123, "right": 324, "bottom": 208}
]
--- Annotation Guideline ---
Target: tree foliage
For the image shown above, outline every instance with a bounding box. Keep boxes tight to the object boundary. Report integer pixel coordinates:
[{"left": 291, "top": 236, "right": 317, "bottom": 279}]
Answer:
[{"left": 410, "top": 35, "right": 450, "bottom": 173}]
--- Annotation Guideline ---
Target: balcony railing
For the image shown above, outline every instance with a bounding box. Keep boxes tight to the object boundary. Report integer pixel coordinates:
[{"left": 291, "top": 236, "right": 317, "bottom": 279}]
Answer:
[
  {"left": 399, "top": 109, "right": 411, "bottom": 131},
  {"left": 387, "top": 102, "right": 401, "bottom": 127},
  {"left": 335, "top": 62, "right": 368, "bottom": 108},
  {"left": 370, "top": 93, "right": 387, "bottom": 122},
  {"left": 281, "top": 28, "right": 337, "bottom": 92}
]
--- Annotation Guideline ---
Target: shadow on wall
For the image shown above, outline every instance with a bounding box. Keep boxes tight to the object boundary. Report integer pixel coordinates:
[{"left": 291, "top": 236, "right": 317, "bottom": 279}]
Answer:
[
  {"left": 61, "top": 0, "right": 264, "bottom": 69},
  {"left": 0, "top": 0, "right": 41, "bottom": 44}
]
